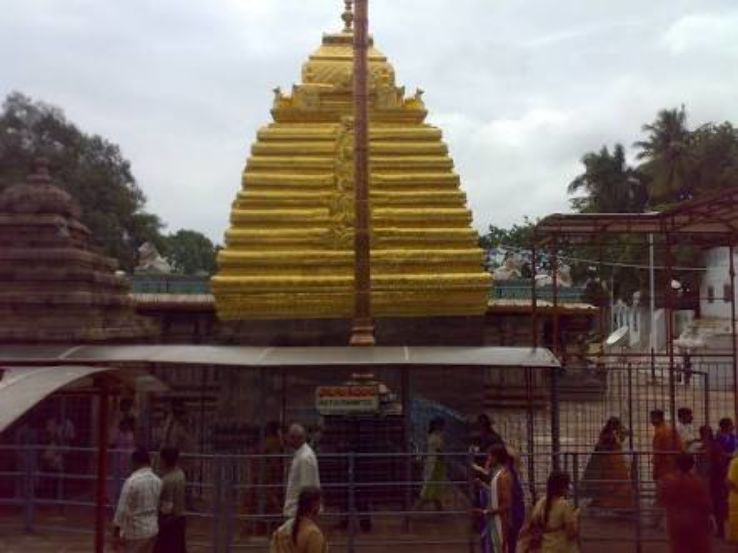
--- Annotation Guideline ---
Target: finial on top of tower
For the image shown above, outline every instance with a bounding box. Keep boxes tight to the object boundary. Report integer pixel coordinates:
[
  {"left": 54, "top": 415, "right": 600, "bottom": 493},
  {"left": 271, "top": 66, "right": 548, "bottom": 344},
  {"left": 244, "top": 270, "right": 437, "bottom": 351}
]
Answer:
[
  {"left": 28, "top": 157, "right": 52, "bottom": 185},
  {"left": 341, "top": 0, "right": 354, "bottom": 32}
]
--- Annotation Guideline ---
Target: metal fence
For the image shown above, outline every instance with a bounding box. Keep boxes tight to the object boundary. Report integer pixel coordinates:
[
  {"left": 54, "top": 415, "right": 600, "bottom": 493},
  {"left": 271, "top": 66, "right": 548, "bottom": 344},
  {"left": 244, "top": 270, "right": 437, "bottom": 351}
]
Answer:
[
  {"left": 0, "top": 359, "right": 735, "bottom": 551},
  {"left": 1, "top": 445, "right": 702, "bottom": 552}
]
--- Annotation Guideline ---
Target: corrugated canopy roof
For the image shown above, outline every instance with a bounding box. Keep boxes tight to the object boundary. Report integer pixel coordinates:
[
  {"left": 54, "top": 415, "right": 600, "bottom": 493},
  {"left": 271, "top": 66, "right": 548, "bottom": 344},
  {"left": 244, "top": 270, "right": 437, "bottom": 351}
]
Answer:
[
  {"left": 0, "top": 365, "right": 167, "bottom": 433},
  {"left": 0, "top": 345, "right": 560, "bottom": 368},
  {"left": 536, "top": 187, "right": 738, "bottom": 245}
]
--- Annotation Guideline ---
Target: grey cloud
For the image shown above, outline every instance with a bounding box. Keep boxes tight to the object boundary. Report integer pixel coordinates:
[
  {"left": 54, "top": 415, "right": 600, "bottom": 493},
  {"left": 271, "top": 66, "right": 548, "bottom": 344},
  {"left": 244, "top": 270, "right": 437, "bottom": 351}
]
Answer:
[{"left": 1, "top": 0, "right": 738, "bottom": 242}]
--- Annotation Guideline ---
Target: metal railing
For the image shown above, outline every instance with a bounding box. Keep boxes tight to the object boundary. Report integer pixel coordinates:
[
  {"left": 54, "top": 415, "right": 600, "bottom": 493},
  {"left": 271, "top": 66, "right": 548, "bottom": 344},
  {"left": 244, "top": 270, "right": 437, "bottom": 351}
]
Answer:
[{"left": 0, "top": 445, "right": 704, "bottom": 552}]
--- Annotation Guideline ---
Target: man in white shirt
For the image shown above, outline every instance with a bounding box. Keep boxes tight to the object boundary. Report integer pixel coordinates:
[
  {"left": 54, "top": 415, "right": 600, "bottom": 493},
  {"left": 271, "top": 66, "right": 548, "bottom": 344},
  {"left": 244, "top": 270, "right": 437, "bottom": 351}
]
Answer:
[
  {"left": 283, "top": 423, "right": 320, "bottom": 518},
  {"left": 113, "top": 448, "right": 162, "bottom": 553},
  {"left": 677, "top": 407, "right": 700, "bottom": 452}
]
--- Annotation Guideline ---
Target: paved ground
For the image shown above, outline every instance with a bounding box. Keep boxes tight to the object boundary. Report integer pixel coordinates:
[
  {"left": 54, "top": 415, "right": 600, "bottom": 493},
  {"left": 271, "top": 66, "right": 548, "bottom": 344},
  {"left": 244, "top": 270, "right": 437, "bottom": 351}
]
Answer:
[{"left": 2, "top": 511, "right": 737, "bottom": 553}]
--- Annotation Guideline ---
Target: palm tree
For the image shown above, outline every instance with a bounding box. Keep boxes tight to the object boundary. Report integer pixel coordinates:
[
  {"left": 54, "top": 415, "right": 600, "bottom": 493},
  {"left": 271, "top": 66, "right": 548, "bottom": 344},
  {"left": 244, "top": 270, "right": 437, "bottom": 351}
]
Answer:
[
  {"left": 634, "top": 106, "right": 691, "bottom": 204},
  {"left": 568, "top": 144, "right": 646, "bottom": 213}
]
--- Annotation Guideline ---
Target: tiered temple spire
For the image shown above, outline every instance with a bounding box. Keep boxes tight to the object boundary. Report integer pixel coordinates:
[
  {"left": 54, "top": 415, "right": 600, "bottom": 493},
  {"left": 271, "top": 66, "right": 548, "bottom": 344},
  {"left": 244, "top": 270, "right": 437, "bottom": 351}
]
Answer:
[
  {"left": 212, "top": 4, "right": 490, "bottom": 321},
  {"left": 0, "top": 159, "right": 157, "bottom": 342}
]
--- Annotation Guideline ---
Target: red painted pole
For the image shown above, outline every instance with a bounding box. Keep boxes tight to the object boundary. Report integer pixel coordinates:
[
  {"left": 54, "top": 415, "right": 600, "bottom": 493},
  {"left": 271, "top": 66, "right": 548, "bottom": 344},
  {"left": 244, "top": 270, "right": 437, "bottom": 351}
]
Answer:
[
  {"left": 95, "top": 379, "right": 110, "bottom": 553},
  {"left": 531, "top": 238, "right": 538, "bottom": 348},
  {"left": 349, "top": 0, "right": 375, "bottom": 346},
  {"left": 729, "top": 246, "right": 738, "bottom": 426},
  {"left": 552, "top": 241, "right": 560, "bottom": 358}
]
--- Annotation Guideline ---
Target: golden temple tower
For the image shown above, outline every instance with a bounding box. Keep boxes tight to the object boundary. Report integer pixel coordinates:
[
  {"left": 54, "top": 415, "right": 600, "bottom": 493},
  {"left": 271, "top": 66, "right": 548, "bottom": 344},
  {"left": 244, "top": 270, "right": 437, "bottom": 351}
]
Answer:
[{"left": 213, "top": 4, "right": 490, "bottom": 328}]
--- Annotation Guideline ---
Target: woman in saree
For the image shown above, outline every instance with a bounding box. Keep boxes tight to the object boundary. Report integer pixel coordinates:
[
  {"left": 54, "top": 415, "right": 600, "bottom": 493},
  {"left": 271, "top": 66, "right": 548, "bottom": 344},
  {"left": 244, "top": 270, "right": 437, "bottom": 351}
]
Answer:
[
  {"left": 580, "top": 417, "right": 634, "bottom": 511},
  {"left": 518, "top": 471, "right": 580, "bottom": 553},
  {"left": 417, "top": 417, "right": 447, "bottom": 511},
  {"left": 473, "top": 444, "right": 514, "bottom": 552}
]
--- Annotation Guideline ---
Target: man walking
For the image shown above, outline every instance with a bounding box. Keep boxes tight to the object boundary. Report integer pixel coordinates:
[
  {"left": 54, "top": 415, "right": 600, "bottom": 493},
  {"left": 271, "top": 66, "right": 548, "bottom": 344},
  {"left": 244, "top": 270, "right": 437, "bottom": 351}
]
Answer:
[
  {"left": 284, "top": 423, "right": 320, "bottom": 518},
  {"left": 659, "top": 452, "right": 713, "bottom": 553},
  {"left": 651, "top": 409, "right": 683, "bottom": 483},
  {"left": 113, "top": 448, "right": 162, "bottom": 553},
  {"left": 154, "top": 447, "right": 187, "bottom": 553},
  {"left": 676, "top": 407, "right": 699, "bottom": 452}
]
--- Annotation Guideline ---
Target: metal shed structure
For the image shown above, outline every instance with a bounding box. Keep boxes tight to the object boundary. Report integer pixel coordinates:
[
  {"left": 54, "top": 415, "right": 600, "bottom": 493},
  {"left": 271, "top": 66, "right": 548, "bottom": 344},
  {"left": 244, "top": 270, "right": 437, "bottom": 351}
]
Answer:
[
  {"left": 532, "top": 186, "right": 738, "bottom": 428},
  {"left": 0, "top": 345, "right": 559, "bottom": 553}
]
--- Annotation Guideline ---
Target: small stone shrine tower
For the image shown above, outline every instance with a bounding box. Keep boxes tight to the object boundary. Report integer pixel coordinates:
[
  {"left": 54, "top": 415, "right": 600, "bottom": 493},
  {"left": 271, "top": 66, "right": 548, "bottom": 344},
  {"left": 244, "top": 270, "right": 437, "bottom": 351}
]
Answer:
[{"left": 0, "top": 159, "right": 157, "bottom": 343}]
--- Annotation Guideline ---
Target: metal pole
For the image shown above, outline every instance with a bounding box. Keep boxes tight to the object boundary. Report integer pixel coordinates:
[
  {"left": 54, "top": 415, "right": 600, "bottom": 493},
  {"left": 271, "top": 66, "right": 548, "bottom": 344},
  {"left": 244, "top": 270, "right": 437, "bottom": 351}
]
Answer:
[
  {"left": 348, "top": 452, "right": 357, "bottom": 553},
  {"left": 552, "top": 241, "right": 560, "bottom": 358},
  {"left": 649, "top": 233, "right": 656, "bottom": 354},
  {"left": 572, "top": 453, "right": 580, "bottom": 509},
  {"left": 22, "top": 443, "right": 34, "bottom": 532},
  {"left": 705, "top": 370, "right": 711, "bottom": 429},
  {"left": 94, "top": 379, "right": 110, "bottom": 553},
  {"left": 531, "top": 243, "right": 539, "bottom": 348},
  {"left": 525, "top": 367, "right": 536, "bottom": 502},
  {"left": 349, "top": 0, "right": 375, "bottom": 346},
  {"left": 665, "top": 236, "right": 677, "bottom": 448},
  {"left": 401, "top": 368, "right": 412, "bottom": 532},
  {"left": 627, "top": 363, "right": 635, "bottom": 452},
  {"left": 598, "top": 239, "right": 605, "bottom": 340},
  {"left": 632, "top": 451, "right": 643, "bottom": 553},
  {"left": 550, "top": 239, "right": 561, "bottom": 471},
  {"left": 550, "top": 362, "right": 561, "bottom": 472},
  {"left": 610, "top": 274, "right": 615, "bottom": 333},
  {"left": 730, "top": 246, "right": 738, "bottom": 425}
]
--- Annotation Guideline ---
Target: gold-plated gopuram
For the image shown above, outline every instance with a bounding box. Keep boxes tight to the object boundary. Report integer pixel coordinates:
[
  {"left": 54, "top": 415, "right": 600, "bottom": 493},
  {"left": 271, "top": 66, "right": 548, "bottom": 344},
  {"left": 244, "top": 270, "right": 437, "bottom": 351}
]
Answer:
[{"left": 213, "top": 3, "right": 490, "bottom": 321}]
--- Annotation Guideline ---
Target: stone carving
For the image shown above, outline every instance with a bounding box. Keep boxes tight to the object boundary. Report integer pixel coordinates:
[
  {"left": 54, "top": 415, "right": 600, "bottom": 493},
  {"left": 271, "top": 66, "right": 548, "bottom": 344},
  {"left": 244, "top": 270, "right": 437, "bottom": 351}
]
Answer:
[
  {"left": 135, "top": 242, "right": 172, "bottom": 274},
  {"left": 558, "top": 263, "right": 573, "bottom": 288},
  {"left": 293, "top": 84, "right": 321, "bottom": 110},
  {"left": 404, "top": 88, "right": 426, "bottom": 110},
  {"left": 376, "top": 86, "right": 402, "bottom": 110},
  {"left": 535, "top": 263, "right": 573, "bottom": 288},
  {"left": 324, "top": 117, "right": 355, "bottom": 249},
  {"left": 493, "top": 254, "right": 523, "bottom": 281}
]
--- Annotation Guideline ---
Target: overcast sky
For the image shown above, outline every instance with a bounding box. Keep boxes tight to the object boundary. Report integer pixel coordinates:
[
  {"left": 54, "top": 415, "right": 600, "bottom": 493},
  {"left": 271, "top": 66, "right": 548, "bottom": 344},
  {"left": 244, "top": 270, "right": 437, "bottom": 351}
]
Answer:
[{"left": 2, "top": 0, "right": 738, "bottom": 242}]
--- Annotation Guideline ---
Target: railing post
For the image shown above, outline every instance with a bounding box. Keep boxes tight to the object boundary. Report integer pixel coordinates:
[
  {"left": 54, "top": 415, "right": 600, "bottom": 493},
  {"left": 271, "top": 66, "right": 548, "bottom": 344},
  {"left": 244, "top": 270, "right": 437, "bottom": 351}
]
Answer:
[
  {"left": 224, "top": 456, "right": 236, "bottom": 553},
  {"left": 627, "top": 363, "right": 635, "bottom": 451},
  {"left": 550, "top": 365, "right": 561, "bottom": 472},
  {"left": 213, "top": 456, "right": 224, "bottom": 553},
  {"left": 632, "top": 451, "right": 643, "bottom": 553},
  {"left": 402, "top": 367, "right": 412, "bottom": 533},
  {"left": 525, "top": 367, "right": 537, "bottom": 502},
  {"left": 650, "top": 348, "right": 656, "bottom": 383},
  {"left": 23, "top": 444, "right": 35, "bottom": 533},
  {"left": 467, "top": 450, "right": 476, "bottom": 553},
  {"left": 572, "top": 453, "right": 580, "bottom": 509},
  {"left": 348, "top": 452, "right": 356, "bottom": 553},
  {"left": 704, "top": 371, "right": 711, "bottom": 428}
]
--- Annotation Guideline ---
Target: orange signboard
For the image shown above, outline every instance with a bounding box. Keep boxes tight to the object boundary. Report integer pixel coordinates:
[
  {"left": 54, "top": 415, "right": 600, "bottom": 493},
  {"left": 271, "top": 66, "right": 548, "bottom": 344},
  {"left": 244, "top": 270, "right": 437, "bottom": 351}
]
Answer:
[{"left": 315, "top": 385, "right": 380, "bottom": 414}]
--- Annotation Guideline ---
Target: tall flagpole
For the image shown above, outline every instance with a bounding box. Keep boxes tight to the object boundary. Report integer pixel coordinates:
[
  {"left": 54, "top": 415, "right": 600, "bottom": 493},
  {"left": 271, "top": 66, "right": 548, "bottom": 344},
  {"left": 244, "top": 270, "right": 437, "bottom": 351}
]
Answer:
[{"left": 349, "top": 0, "right": 376, "bottom": 345}]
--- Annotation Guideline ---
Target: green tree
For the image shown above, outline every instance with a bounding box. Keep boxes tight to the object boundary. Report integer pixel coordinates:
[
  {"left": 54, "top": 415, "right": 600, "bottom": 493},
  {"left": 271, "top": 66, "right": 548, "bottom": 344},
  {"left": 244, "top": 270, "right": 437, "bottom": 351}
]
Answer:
[
  {"left": 567, "top": 144, "right": 647, "bottom": 213},
  {"left": 163, "top": 230, "right": 218, "bottom": 275},
  {"left": 687, "top": 122, "right": 738, "bottom": 197},
  {"left": 0, "top": 92, "right": 164, "bottom": 270},
  {"left": 635, "top": 106, "right": 692, "bottom": 204},
  {"left": 479, "top": 217, "right": 536, "bottom": 250}
]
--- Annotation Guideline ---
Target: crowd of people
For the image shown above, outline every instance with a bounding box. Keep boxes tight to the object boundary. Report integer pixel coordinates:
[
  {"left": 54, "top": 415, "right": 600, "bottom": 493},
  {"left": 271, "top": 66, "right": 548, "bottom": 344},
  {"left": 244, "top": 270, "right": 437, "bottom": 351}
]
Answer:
[
  {"left": 650, "top": 408, "right": 738, "bottom": 552},
  {"left": 573, "top": 406, "right": 738, "bottom": 553},
  {"left": 108, "top": 401, "right": 738, "bottom": 553},
  {"left": 112, "top": 446, "right": 187, "bottom": 553},
  {"left": 467, "top": 414, "right": 580, "bottom": 553},
  {"left": 268, "top": 415, "right": 582, "bottom": 553}
]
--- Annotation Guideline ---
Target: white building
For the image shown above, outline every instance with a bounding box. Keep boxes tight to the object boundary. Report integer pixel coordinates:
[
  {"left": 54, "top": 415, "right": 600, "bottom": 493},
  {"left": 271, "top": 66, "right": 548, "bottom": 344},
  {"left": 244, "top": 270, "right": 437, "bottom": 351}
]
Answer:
[{"left": 700, "top": 247, "right": 737, "bottom": 320}]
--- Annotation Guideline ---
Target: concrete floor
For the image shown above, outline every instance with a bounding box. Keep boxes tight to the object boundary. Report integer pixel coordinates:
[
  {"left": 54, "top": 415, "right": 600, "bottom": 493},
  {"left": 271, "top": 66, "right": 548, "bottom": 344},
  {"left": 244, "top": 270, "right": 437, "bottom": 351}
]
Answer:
[{"left": 1, "top": 511, "right": 736, "bottom": 553}]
